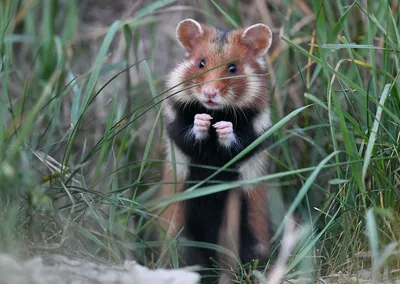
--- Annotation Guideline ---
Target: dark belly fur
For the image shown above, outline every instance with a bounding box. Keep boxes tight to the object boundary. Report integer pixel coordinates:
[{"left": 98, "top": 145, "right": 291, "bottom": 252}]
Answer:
[{"left": 166, "top": 101, "right": 267, "bottom": 277}]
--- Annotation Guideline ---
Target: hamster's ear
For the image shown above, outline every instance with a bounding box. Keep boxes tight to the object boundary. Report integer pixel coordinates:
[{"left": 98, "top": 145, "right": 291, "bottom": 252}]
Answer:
[
  {"left": 241, "top": 24, "right": 272, "bottom": 57},
  {"left": 176, "top": 19, "right": 204, "bottom": 52}
]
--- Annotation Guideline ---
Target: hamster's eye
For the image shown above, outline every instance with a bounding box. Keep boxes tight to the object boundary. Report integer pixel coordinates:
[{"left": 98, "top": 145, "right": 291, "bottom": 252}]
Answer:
[
  {"left": 228, "top": 64, "right": 236, "bottom": 73},
  {"left": 199, "top": 59, "right": 206, "bottom": 68}
]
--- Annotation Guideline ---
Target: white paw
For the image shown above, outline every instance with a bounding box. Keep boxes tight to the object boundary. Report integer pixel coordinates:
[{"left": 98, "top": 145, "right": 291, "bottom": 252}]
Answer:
[
  {"left": 192, "top": 113, "right": 212, "bottom": 140},
  {"left": 213, "top": 121, "right": 236, "bottom": 147},
  {"left": 253, "top": 243, "right": 269, "bottom": 257}
]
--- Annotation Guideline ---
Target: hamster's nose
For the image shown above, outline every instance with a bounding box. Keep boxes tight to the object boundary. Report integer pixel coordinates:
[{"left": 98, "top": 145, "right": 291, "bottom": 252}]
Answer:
[{"left": 203, "top": 87, "right": 218, "bottom": 99}]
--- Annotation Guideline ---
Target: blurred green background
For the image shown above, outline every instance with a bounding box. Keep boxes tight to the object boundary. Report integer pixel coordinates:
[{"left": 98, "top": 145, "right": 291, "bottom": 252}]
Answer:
[{"left": 0, "top": 0, "right": 399, "bottom": 282}]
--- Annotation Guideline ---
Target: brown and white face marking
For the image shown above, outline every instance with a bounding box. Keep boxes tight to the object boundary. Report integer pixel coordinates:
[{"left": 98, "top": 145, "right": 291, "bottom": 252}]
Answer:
[{"left": 166, "top": 19, "right": 272, "bottom": 111}]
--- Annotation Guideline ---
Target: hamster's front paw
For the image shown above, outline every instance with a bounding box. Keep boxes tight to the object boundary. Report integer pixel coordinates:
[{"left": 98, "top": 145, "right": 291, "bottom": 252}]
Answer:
[
  {"left": 193, "top": 113, "right": 212, "bottom": 140},
  {"left": 213, "top": 121, "right": 236, "bottom": 147}
]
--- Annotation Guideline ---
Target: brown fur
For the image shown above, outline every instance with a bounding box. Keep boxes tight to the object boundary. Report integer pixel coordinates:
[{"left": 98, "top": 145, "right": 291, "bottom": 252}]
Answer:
[
  {"left": 217, "top": 187, "right": 269, "bottom": 283},
  {"left": 247, "top": 186, "right": 269, "bottom": 250},
  {"left": 158, "top": 165, "right": 185, "bottom": 236}
]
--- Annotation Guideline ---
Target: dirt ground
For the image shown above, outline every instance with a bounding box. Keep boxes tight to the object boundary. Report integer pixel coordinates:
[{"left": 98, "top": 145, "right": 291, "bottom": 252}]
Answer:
[
  {"left": 1, "top": 252, "right": 399, "bottom": 284},
  {"left": 0, "top": 253, "right": 200, "bottom": 284}
]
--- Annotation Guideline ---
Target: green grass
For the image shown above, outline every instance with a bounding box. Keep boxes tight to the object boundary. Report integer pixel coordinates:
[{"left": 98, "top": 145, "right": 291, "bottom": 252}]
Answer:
[{"left": 0, "top": 0, "right": 399, "bottom": 283}]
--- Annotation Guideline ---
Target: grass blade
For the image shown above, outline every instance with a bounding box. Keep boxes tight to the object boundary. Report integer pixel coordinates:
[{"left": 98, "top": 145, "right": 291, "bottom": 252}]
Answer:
[
  {"left": 362, "top": 84, "right": 391, "bottom": 181},
  {"left": 63, "top": 20, "right": 121, "bottom": 167}
]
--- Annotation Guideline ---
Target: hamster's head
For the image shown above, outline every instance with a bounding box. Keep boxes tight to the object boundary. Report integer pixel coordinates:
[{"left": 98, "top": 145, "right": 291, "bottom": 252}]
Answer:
[{"left": 166, "top": 19, "right": 272, "bottom": 110}]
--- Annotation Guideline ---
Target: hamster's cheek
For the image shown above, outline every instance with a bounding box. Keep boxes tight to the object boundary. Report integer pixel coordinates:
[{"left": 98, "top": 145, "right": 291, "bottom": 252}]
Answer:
[{"left": 222, "top": 86, "right": 237, "bottom": 102}]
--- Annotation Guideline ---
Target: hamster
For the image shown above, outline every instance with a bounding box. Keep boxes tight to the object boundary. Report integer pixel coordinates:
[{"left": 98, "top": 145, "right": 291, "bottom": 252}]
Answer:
[{"left": 157, "top": 18, "right": 273, "bottom": 283}]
